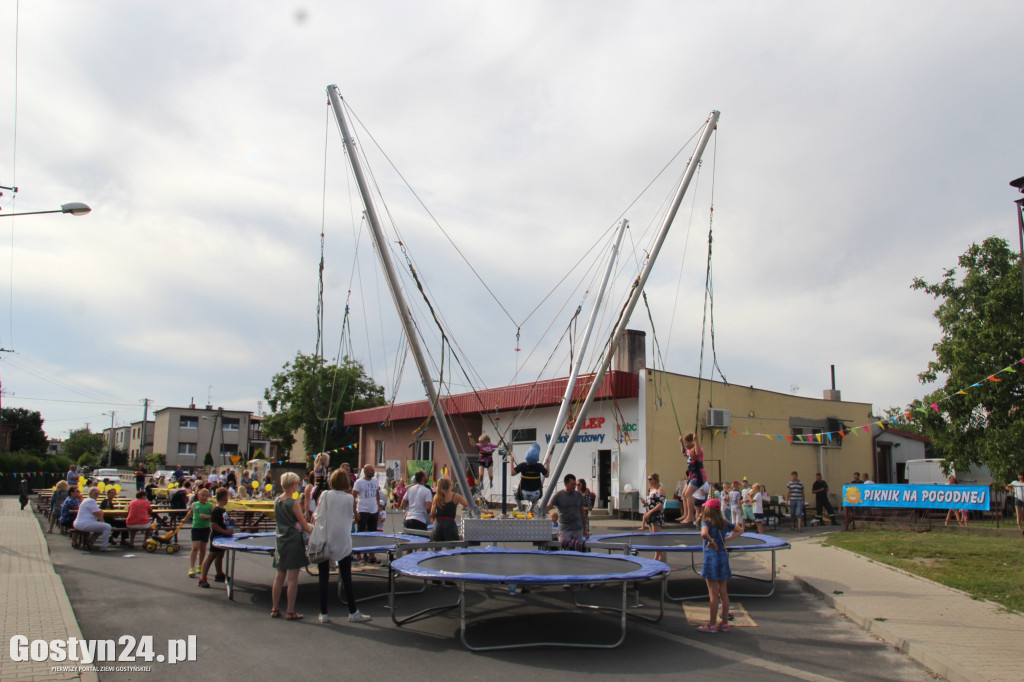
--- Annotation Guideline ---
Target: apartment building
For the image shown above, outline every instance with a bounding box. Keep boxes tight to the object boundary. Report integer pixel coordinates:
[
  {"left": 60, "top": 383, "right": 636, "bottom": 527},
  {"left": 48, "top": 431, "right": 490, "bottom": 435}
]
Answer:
[
  {"left": 129, "top": 420, "right": 155, "bottom": 461},
  {"left": 154, "top": 404, "right": 253, "bottom": 470}
]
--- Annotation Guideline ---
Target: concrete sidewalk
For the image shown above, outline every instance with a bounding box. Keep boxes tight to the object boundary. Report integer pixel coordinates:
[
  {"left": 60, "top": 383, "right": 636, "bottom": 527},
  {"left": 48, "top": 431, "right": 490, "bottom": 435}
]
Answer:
[
  {"left": 759, "top": 531, "right": 1024, "bottom": 682},
  {"left": 0, "top": 497, "right": 97, "bottom": 682}
]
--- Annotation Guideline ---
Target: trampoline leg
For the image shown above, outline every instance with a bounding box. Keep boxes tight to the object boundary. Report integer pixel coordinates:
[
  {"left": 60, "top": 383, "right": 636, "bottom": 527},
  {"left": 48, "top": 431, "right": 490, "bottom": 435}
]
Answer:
[
  {"left": 570, "top": 578, "right": 666, "bottom": 624},
  {"left": 389, "top": 574, "right": 461, "bottom": 626},
  {"left": 226, "top": 549, "right": 236, "bottom": 601},
  {"left": 729, "top": 549, "right": 778, "bottom": 599}
]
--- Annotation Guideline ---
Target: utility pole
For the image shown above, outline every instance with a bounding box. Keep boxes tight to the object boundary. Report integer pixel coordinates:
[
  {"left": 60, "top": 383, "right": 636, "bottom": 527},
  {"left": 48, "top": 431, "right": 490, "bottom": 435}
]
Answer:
[
  {"left": 106, "top": 411, "right": 115, "bottom": 467},
  {"left": 139, "top": 398, "right": 149, "bottom": 467}
]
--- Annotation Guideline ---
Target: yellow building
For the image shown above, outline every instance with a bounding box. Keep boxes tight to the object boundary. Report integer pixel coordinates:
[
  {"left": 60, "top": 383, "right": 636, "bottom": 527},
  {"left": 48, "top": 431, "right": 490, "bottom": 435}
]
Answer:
[
  {"left": 345, "top": 330, "right": 876, "bottom": 509},
  {"left": 642, "top": 369, "right": 875, "bottom": 501}
]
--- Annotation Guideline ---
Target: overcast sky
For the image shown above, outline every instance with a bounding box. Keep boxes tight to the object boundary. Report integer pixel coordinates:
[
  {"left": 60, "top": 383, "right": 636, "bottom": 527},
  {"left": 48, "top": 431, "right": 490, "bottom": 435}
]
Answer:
[{"left": 0, "top": 1, "right": 1021, "bottom": 441}]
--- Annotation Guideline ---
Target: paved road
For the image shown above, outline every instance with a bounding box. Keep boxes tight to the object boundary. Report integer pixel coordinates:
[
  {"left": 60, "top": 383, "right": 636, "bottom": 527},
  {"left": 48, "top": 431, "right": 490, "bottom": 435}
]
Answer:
[{"left": 41, "top": 515, "right": 933, "bottom": 681}]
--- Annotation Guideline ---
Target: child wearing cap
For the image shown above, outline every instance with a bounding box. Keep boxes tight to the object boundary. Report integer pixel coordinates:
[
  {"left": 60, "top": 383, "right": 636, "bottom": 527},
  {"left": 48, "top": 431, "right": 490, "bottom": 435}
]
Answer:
[{"left": 698, "top": 498, "right": 743, "bottom": 633}]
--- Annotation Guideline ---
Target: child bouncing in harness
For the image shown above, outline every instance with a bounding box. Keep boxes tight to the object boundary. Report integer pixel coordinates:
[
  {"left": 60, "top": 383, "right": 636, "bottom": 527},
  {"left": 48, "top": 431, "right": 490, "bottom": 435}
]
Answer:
[
  {"left": 469, "top": 432, "right": 498, "bottom": 490},
  {"left": 512, "top": 443, "right": 548, "bottom": 505}
]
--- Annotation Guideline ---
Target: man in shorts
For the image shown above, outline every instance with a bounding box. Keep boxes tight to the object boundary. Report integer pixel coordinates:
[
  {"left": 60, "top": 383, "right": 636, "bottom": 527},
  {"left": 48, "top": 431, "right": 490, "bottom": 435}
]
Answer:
[{"left": 786, "top": 471, "right": 805, "bottom": 531}]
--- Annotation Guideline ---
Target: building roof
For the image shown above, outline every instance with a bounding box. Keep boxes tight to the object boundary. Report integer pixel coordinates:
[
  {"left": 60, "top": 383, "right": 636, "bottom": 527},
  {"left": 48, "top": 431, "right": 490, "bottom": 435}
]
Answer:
[
  {"left": 879, "top": 428, "right": 931, "bottom": 444},
  {"left": 344, "top": 370, "right": 639, "bottom": 426},
  {"left": 153, "top": 405, "right": 252, "bottom": 417}
]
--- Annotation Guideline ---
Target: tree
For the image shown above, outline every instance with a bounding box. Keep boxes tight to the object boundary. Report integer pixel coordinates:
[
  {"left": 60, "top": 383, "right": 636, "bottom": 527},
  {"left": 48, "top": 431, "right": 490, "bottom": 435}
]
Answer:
[
  {"left": 1, "top": 407, "right": 48, "bottom": 453},
  {"left": 263, "top": 352, "right": 385, "bottom": 458},
  {"left": 881, "top": 402, "right": 942, "bottom": 459},
  {"left": 144, "top": 452, "right": 166, "bottom": 472},
  {"left": 62, "top": 428, "right": 107, "bottom": 465},
  {"left": 910, "top": 236, "right": 1024, "bottom": 482}
]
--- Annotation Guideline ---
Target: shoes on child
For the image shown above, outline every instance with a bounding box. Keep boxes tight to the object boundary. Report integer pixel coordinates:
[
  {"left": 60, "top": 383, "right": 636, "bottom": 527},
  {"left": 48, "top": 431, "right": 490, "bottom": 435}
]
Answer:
[{"left": 348, "top": 611, "right": 372, "bottom": 623}]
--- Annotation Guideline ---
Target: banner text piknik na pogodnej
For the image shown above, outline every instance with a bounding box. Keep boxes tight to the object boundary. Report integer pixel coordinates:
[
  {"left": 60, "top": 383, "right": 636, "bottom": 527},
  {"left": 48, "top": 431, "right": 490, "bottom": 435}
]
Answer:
[{"left": 842, "top": 484, "right": 990, "bottom": 510}]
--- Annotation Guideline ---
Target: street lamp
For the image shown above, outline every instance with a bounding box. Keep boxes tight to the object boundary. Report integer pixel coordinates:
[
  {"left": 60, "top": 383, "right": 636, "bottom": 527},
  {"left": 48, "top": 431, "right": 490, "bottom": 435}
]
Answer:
[
  {"left": 1011, "top": 176, "right": 1024, "bottom": 313},
  {"left": 0, "top": 202, "right": 91, "bottom": 217}
]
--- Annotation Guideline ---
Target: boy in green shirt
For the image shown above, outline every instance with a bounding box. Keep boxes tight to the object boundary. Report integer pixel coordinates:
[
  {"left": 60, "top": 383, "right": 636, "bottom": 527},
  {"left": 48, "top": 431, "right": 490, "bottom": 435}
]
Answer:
[{"left": 188, "top": 488, "right": 213, "bottom": 578}]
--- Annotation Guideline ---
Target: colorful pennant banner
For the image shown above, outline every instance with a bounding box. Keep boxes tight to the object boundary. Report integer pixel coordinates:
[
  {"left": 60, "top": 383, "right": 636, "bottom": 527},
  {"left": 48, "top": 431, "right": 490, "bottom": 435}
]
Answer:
[{"left": 706, "top": 356, "right": 1024, "bottom": 443}]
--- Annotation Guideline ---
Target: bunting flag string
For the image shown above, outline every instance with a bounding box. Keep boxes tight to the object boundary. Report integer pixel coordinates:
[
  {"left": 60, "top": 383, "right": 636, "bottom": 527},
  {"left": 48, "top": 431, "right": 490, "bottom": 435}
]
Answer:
[{"left": 704, "top": 356, "right": 1024, "bottom": 444}]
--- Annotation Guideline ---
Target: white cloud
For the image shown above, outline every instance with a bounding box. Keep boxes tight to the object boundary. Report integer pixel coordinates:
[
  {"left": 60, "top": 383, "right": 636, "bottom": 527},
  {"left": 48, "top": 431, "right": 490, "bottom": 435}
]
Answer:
[{"left": 0, "top": 0, "right": 1021, "bottom": 438}]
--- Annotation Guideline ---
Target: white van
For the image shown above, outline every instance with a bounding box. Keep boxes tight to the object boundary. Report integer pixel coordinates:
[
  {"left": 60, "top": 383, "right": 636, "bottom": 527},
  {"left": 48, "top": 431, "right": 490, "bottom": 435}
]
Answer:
[{"left": 905, "top": 459, "right": 993, "bottom": 485}]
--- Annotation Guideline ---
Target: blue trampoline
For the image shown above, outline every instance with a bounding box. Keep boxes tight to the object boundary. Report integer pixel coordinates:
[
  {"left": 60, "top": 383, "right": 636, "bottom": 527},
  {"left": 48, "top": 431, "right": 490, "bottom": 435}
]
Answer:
[
  {"left": 389, "top": 547, "right": 670, "bottom": 650},
  {"left": 587, "top": 531, "right": 790, "bottom": 600},
  {"left": 214, "top": 531, "right": 428, "bottom": 601}
]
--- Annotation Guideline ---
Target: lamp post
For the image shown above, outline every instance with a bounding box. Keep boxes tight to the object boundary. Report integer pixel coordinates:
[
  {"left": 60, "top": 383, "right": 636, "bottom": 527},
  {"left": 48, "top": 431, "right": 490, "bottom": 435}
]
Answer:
[
  {"left": 1012, "top": 177, "right": 1024, "bottom": 313},
  {"left": 0, "top": 202, "right": 91, "bottom": 218},
  {"left": 103, "top": 411, "right": 115, "bottom": 467},
  {"left": 0, "top": 200, "right": 91, "bottom": 456}
]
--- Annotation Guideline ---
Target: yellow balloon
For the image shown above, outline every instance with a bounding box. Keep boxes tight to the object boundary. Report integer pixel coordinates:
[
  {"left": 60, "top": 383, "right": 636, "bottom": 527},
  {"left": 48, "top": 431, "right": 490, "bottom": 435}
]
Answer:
[
  {"left": 291, "top": 491, "right": 299, "bottom": 499},
  {"left": 251, "top": 481, "right": 259, "bottom": 489},
  {"left": 265, "top": 483, "right": 273, "bottom": 492},
  {"left": 97, "top": 482, "right": 106, "bottom": 493},
  {"left": 114, "top": 484, "right": 122, "bottom": 494}
]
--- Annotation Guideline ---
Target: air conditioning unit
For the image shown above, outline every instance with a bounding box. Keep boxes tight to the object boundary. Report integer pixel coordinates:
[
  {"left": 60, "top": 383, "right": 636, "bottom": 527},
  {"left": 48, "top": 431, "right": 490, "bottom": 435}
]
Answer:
[{"left": 706, "top": 408, "right": 730, "bottom": 429}]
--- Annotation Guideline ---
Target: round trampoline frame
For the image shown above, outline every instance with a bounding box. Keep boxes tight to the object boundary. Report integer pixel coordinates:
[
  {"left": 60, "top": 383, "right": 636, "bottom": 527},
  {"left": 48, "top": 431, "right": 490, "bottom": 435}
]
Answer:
[
  {"left": 213, "top": 531, "right": 429, "bottom": 601},
  {"left": 586, "top": 531, "right": 790, "bottom": 601},
  {"left": 389, "top": 547, "right": 670, "bottom": 650}
]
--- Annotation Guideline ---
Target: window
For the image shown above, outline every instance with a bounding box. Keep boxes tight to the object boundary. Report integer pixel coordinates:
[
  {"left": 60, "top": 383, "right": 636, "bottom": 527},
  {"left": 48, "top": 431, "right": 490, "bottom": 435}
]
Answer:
[
  {"left": 178, "top": 442, "right": 197, "bottom": 455},
  {"left": 222, "top": 418, "right": 240, "bottom": 431},
  {"left": 790, "top": 426, "right": 823, "bottom": 444},
  {"left": 375, "top": 441, "right": 386, "bottom": 466},
  {"left": 790, "top": 417, "right": 845, "bottom": 448},
  {"left": 219, "top": 443, "right": 238, "bottom": 458},
  {"left": 414, "top": 440, "right": 434, "bottom": 461},
  {"left": 511, "top": 428, "right": 536, "bottom": 443},
  {"left": 180, "top": 416, "right": 198, "bottom": 429}
]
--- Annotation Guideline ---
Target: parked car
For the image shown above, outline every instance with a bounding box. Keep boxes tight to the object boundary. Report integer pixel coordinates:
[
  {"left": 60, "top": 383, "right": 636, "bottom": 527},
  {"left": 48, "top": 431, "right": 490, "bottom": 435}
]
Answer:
[{"left": 89, "top": 468, "right": 122, "bottom": 486}]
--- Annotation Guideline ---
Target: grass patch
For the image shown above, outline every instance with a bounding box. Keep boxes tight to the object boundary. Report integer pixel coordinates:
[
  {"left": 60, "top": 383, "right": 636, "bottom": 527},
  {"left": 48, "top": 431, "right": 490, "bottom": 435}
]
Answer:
[{"left": 823, "top": 530, "right": 1024, "bottom": 613}]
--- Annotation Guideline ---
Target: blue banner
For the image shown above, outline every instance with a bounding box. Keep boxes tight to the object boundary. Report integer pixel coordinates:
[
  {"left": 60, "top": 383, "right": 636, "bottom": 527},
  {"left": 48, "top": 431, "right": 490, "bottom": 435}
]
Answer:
[{"left": 842, "top": 484, "right": 989, "bottom": 510}]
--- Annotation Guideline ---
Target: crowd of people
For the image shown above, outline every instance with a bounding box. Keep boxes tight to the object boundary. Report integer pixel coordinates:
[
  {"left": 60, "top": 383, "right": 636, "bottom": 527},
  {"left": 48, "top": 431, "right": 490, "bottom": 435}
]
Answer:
[{"left": 45, "top": 444, "right": 1024, "bottom": 635}]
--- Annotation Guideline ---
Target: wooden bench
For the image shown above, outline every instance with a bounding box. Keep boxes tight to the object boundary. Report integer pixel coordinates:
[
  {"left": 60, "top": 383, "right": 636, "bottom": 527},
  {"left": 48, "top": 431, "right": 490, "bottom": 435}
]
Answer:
[
  {"left": 69, "top": 529, "right": 93, "bottom": 550},
  {"left": 227, "top": 509, "right": 274, "bottom": 532}
]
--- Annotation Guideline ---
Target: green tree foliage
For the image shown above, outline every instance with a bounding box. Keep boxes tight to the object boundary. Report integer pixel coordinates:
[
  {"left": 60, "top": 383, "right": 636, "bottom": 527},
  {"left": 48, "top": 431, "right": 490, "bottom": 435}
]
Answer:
[
  {"left": 109, "top": 447, "right": 129, "bottom": 467},
  {"left": 77, "top": 452, "right": 99, "bottom": 469},
  {"left": 0, "top": 453, "right": 70, "bottom": 494},
  {"left": 881, "top": 401, "right": 942, "bottom": 458},
  {"left": 911, "top": 237, "right": 1024, "bottom": 482},
  {"left": 263, "top": 352, "right": 385, "bottom": 458},
  {"left": 144, "top": 452, "right": 166, "bottom": 472},
  {"left": 1, "top": 407, "right": 48, "bottom": 453},
  {"left": 62, "top": 428, "right": 107, "bottom": 465}
]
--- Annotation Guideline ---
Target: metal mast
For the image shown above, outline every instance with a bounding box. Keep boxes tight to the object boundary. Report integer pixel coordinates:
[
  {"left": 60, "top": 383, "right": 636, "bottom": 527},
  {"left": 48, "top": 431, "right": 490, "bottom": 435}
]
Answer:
[
  {"left": 326, "top": 85, "right": 477, "bottom": 513},
  {"left": 542, "top": 219, "right": 628, "bottom": 470},
  {"left": 539, "top": 110, "right": 720, "bottom": 512}
]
